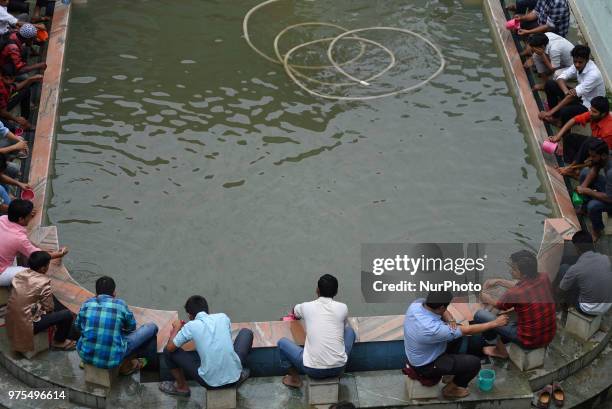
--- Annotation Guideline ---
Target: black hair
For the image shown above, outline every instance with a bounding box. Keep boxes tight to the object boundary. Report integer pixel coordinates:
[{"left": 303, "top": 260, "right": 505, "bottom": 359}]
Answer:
[
  {"left": 28, "top": 251, "right": 51, "bottom": 271},
  {"left": 510, "top": 250, "right": 538, "bottom": 279},
  {"left": 0, "top": 152, "right": 6, "bottom": 172},
  {"left": 591, "top": 96, "right": 610, "bottom": 115},
  {"left": 588, "top": 138, "right": 608, "bottom": 155},
  {"left": 184, "top": 295, "right": 209, "bottom": 316},
  {"left": 571, "top": 44, "right": 590, "bottom": 60},
  {"left": 330, "top": 402, "right": 356, "bottom": 409},
  {"left": 425, "top": 290, "right": 453, "bottom": 309},
  {"left": 572, "top": 230, "right": 595, "bottom": 253},
  {"left": 7, "top": 199, "right": 33, "bottom": 222},
  {"left": 528, "top": 33, "right": 549, "bottom": 48},
  {"left": 95, "top": 276, "right": 116, "bottom": 296},
  {"left": 318, "top": 273, "right": 339, "bottom": 298},
  {"left": 0, "top": 63, "right": 15, "bottom": 77}
]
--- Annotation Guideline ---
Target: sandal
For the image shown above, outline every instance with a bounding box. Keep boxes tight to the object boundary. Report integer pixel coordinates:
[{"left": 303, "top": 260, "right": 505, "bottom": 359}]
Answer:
[
  {"left": 120, "top": 357, "right": 147, "bottom": 376},
  {"left": 159, "top": 381, "right": 191, "bottom": 397},
  {"left": 51, "top": 340, "right": 76, "bottom": 351},
  {"left": 552, "top": 382, "right": 565, "bottom": 407},
  {"left": 533, "top": 385, "right": 553, "bottom": 408}
]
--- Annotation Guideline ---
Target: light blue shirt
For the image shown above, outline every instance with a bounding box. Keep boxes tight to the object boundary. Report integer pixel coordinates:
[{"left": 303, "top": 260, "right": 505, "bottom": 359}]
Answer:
[
  {"left": 0, "top": 120, "right": 9, "bottom": 139},
  {"left": 173, "top": 312, "right": 242, "bottom": 387},
  {"left": 403, "top": 299, "right": 462, "bottom": 367}
]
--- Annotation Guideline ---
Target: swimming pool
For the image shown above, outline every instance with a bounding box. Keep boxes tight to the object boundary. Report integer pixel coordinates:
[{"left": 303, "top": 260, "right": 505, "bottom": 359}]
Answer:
[{"left": 48, "top": 0, "right": 551, "bottom": 321}]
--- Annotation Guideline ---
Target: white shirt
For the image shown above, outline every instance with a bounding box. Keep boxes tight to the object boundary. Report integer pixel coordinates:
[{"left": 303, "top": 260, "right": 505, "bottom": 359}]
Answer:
[
  {"left": 0, "top": 7, "right": 17, "bottom": 36},
  {"left": 294, "top": 297, "right": 348, "bottom": 369},
  {"left": 533, "top": 32, "right": 574, "bottom": 75},
  {"left": 558, "top": 60, "right": 606, "bottom": 108}
]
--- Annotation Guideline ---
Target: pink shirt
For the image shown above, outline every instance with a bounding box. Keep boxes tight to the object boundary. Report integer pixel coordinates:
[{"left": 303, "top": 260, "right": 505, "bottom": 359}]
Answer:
[{"left": 0, "top": 215, "right": 40, "bottom": 272}]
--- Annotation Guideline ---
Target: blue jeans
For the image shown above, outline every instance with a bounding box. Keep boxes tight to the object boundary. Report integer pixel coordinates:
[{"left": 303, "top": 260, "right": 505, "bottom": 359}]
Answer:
[
  {"left": 579, "top": 167, "right": 612, "bottom": 233},
  {"left": 473, "top": 309, "right": 522, "bottom": 347},
  {"left": 278, "top": 326, "right": 356, "bottom": 378},
  {"left": 122, "top": 323, "right": 158, "bottom": 361}
]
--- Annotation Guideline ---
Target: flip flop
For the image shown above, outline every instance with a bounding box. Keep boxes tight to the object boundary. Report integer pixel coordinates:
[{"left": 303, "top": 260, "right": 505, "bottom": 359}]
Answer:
[
  {"left": 158, "top": 381, "right": 191, "bottom": 397},
  {"left": 552, "top": 382, "right": 565, "bottom": 407},
  {"left": 120, "top": 358, "right": 147, "bottom": 376},
  {"left": 51, "top": 340, "right": 76, "bottom": 351}
]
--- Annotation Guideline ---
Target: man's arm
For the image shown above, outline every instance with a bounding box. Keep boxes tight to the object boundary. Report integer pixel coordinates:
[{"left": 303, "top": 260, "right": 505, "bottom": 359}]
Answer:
[
  {"left": 15, "top": 74, "right": 43, "bottom": 91},
  {"left": 122, "top": 306, "right": 137, "bottom": 333},
  {"left": 518, "top": 24, "right": 551, "bottom": 36},
  {"left": 550, "top": 117, "right": 577, "bottom": 142},
  {"left": 460, "top": 314, "right": 510, "bottom": 336},
  {"left": 165, "top": 320, "right": 188, "bottom": 352},
  {"left": 0, "top": 139, "right": 27, "bottom": 154},
  {"left": 0, "top": 172, "right": 28, "bottom": 189},
  {"left": 16, "top": 62, "right": 46, "bottom": 75}
]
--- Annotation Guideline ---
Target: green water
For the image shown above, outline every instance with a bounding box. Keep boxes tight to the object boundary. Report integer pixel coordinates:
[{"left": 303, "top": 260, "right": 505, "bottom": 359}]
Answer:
[{"left": 48, "top": 0, "right": 551, "bottom": 321}]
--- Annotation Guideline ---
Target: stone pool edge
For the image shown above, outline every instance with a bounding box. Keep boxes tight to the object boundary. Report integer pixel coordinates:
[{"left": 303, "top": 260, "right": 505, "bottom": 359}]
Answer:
[{"left": 25, "top": 0, "right": 581, "bottom": 365}]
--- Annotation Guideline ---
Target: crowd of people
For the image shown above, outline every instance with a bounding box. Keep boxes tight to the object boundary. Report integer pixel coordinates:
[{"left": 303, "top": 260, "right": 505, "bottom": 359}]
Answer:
[{"left": 509, "top": 0, "right": 612, "bottom": 241}]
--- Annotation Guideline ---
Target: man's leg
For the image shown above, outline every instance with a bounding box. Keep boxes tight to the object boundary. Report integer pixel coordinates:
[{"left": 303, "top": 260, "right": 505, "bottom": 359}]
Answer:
[
  {"left": 162, "top": 347, "right": 207, "bottom": 394},
  {"left": 562, "top": 133, "right": 589, "bottom": 164},
  {"left": 544, "top": 79, "right": 566, "bottom": 110},
  {"left": 0, "top": 266, "right": 26, "bottom": 286},
  {"left": 277, "top": 337, "right": 306, "bottom": 387},
  {"left": 7, "top": 86, "right": 31, "bottom": 120},
  {"left": 559, "top": 104, "right": 588, "bottom": 126},
  {"left": 344, "top": 325, "right": 356, "bottom": 356},
  {"left": 233, "top": 328, "right": 254, "bottom": 367},
  {"left": 515, "top": 0, "right": 538, "bottom": 14},
  {"left": 0, "top": 185, "right": 11, "bottom": 211},
  {"left": 123, "top": 323, "right": 158, "bottom": 359},
  {"left": 587, "top": 199, "right": 608, "bottom": 240},
  {"left": 32, "top": 310, "right": 73, "bottom": 346}
]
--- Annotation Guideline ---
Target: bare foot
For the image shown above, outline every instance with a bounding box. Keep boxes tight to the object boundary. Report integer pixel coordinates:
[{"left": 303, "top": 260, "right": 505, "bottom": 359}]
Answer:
[
  {"left": 532, "top": 83, "right": 544, "bottom": 91},
  {"left": 592, "top": 230, "right": 602, "bottom": 243},
  {"left": 442, "top": 383, "right": 470, "bottom": 399},
  {"left": 282, "top": 374, "right": 302, "bottom": 388},
  {"left": 483, "top": 345, "right": 509, "bottom": 359},
  {"left": 51, "top": 339, "right": 75, "bottom": 350}
]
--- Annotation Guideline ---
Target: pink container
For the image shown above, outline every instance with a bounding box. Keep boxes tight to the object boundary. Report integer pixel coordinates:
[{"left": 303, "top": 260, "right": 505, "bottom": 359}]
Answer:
[
  {"left": 282, "top": 313, "right": 297, "bottom": 321},
  {"left": 505, "top": 19, "right": 520, "bottom": 31},
  {"left": 14, "top": 128, "right": 23, "bottom": 137},
  {"left": 542, "top": 140, "right": 558, "bottom": 154},
  {"left": 20, "top": 188, "right": 34, "bottom": 200}
]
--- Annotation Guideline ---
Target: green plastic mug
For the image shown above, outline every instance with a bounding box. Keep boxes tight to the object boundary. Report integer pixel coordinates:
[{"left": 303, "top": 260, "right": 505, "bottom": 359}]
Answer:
[{"left": 571, "top": 191, "right": 584, "bottom": 206}]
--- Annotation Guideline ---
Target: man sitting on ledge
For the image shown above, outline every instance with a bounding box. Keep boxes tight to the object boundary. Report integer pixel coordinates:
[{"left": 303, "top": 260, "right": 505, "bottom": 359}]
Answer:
[
  {"left": 159, "top": 295, "right": 253, "bottom": 397},
  {"left": 556, "top": 231, "right": 612, "bottom": 316},
  {"left": 404, "top": 290, "right": 509, "bottom": 399},
  {"left": 278, "top": 273, "right": 356, "bottom": 388},
  {"left": 476, "top": 250, "right": 556, "bottom": 358},
  {"left": 76, "top": 276, "right": 158, "bottom": 375},
  {"left": 0, "top": 199, "right": 67, "bottom": 286}
]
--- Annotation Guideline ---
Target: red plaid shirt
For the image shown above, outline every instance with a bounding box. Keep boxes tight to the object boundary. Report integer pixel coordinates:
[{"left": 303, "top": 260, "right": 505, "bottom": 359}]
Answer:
[
  {"left": 0, "top": 32, "right": 25, "bottom": 71},
  {"left": 496, "top": 273, "right": 556, "bottom": 348}
]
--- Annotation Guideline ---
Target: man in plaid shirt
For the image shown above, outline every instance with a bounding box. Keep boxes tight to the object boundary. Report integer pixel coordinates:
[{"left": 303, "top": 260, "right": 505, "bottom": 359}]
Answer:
[
  {"left": 516, "top": 0, "right": 570, "bottom": 38},
  {"left": 474, "top": 250, "right": 556, "bottom": 358},
  {"left": 76, "top": 276, "right": 158, "bottom": 372}
]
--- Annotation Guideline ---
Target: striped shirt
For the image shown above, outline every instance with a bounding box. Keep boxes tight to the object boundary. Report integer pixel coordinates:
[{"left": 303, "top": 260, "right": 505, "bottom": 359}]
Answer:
[
  {"left": 75, "top": 295, "right": 136, "bottom": 369},
  {"left": 534, "top": 0, "right": 570, "bottom": 38}
]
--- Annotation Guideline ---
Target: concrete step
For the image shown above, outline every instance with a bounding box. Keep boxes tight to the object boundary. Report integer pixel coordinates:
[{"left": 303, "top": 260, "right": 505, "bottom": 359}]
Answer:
[{"left": 559, "top": 342, "right": 612, "bottom": 409}]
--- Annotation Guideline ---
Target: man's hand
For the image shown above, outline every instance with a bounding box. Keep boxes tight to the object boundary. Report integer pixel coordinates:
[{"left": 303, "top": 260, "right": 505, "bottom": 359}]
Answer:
[
  {"left": 11, "top": 140, "right": 27, "bottom": 152},
  {"left": 15, "top": 117, "right": 31, "bottom": 129},
  {"left": 549, "top": 134, "right": 561, "bottom": 143},
  {"left": 567, "top": 88, "right": 577, "bottom": 97},
  {"left": 17, "top": 182, "right": 31, "bottom": 191},
  {"left": 171, "top": 319, "right": 184, "bottom": 333},
  {"left": 58, "top": 246, "right": 69, "bottom": 257},
  {"left": 494, "top": 314, "right": 510, "bottom": 327},
  {"left": 30, "top": 74, "right": 44, "bottom": 82},
  {"left": 538, "top": 111, "right": 553, "bottom": 121},
  {"left": 517, "top": 28, "right": 530, "bottom": 36},
  {"left": 576, "top": 186, "right": 592, "bottom": 196},
  {"left": 483, "top": 279, "right": 500, "bottom": 290}
]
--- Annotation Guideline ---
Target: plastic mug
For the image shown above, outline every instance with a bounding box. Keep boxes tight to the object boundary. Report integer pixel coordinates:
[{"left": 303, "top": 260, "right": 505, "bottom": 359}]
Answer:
[
  {"left": 478, "top": 369, "right": 496, "bottom": 392},
  {"left": 571, "top": 191, "right": 584, "bottom": 206},
  {"left": 20, "top": 188, "right": 34, "bottom": 201},
  {"left": 542, "top": 140, "right": 558, "bottom": 155},
  {"left": 505, "top": 19, "right": 520, "bottom": 31},
  {"left": 282, "top": 313, "right": 297, "bottom": 321}
]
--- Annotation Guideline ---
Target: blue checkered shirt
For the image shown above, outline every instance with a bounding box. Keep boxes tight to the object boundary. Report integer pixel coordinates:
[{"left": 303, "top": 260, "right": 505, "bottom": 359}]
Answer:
[
  {"left": 75, "top": 295, "right": 137, "bottom": 369},
  {"left": 535, "top": 0, "right": 570, "bottom": 38}
]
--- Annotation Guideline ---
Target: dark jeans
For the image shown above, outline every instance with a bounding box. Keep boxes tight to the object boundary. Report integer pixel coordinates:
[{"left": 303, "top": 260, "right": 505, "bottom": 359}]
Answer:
[
  {"left": 164, "top": 328, "right": 253, "bottom": 388},
  {"left": 122, "top": 323, "right": 158, "bottom": 368},
  {"left": 473, "top": 309, "right": 525, "bottom": 348},
  {"left": 515, "top": 0, "right": 538, "bottom": 14},
  {"left": 411, "top": 337, "right": 481, "bottom": 388},
  {"left": 32, "top": 296, "right": 78, "bottom": 343},
  {"left": 7, "top": 86, "right": 32, "bottom": 121},
  {"left": 579, "top": 167, "right": 612, "bottom": 232},
  {"left": 7, "top": 0, "right": 28, "bottom": 14},
  {"left": 562, "top": 134, "right": 593, "bottom": 164},
  {"left": 544, "top": 80, "right": 589, "bottom": 125}
]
